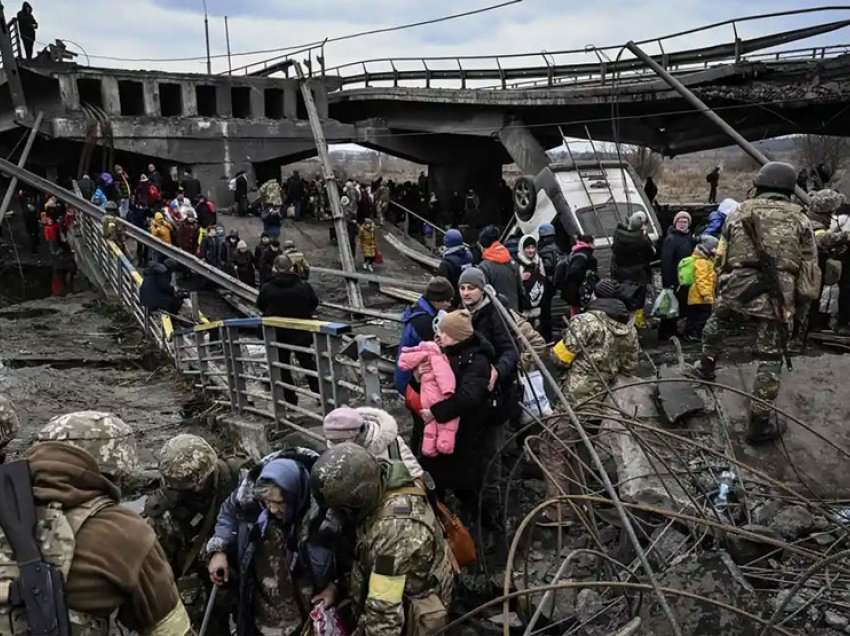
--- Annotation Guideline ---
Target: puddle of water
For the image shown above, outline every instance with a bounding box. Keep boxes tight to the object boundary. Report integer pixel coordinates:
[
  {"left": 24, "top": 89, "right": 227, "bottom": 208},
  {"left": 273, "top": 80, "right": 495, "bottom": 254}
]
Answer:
[{"left": 0, "top": 265, "right": 55, "bottom": 308}]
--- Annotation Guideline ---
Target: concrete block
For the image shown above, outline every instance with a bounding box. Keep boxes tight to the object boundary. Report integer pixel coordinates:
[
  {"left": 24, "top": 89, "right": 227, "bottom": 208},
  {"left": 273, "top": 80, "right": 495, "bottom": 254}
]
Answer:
[
  {"left": 283, "top": 87, "right": 297, "bottom": 119},
  {"left": 58, "top": 76, "right": 79, "bottom": 111},
  {"left": 249, "top": 86, "right": 264, "bottom": 119},
  {"left": 100, "top": 76, "right": 121, "bottom": 116},
  {"left": 181, "top": 83, "right": 198, "bottom": 116},
  {"left": 142, "top": 80, "right": 160, "bottom": 117},
  {"left": 216, "top": 83, "right": 232, "bottom": 117},
  {"left": 311, "top": 83, "right": 328, "bottom": 119}
]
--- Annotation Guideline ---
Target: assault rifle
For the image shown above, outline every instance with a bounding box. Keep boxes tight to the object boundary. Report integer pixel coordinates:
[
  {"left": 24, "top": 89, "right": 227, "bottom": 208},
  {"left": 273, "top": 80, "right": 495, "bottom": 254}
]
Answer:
[
  {"left": 739, "top": 215, "right": 792, "bottom": 369},
  {"left": 0, "top": 461, "right": 71, "bottom": 636}
]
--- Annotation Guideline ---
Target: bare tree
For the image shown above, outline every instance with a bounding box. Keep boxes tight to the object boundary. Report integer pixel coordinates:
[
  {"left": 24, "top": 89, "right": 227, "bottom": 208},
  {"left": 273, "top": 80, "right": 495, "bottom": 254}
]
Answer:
[
  {"left": 624, "top": 145, "right": 664, "bottom": 180},
  {"left": 795, "top": 134, "right": 848, "bottom": 175}
]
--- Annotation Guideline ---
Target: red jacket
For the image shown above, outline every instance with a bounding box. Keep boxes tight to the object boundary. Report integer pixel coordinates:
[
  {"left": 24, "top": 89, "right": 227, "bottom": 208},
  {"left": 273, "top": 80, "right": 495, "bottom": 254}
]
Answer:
[{"left": 43, "top": 222, "right": 59, "bottom": 241}]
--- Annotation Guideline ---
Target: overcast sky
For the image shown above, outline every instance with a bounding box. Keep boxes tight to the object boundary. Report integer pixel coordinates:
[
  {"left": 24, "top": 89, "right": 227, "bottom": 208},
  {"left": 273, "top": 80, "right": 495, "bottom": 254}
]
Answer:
[{"left": 21, "top": 1, "right": 850, "bottom": 77}]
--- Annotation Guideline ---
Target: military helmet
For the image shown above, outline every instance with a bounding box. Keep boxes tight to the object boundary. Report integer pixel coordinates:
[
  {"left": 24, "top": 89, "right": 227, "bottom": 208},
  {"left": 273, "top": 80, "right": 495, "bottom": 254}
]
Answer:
[
  {"left": 809, "top": 189, "right": 846, "bottom": 216},
  {"left": 753, "top": 162, "right": 797, "bottom": 194},
  {"left": 37, "top": 411, "right": 139, "bottom": 478},
  {"left": 310, "top": 443, "right": 382, "bottom": 512},
  {"left": 0, "top": 395, "right": 20, "bottom": 448},
  {"left": 159, "top": 434, "right": 218, "bottom": 489}
]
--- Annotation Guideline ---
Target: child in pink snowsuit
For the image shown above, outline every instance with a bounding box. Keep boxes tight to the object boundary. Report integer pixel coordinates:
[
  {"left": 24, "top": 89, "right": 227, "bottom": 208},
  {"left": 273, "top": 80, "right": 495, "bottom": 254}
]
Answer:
[{"left": 397, "top": 340, "right": 459, "bottom": 456}]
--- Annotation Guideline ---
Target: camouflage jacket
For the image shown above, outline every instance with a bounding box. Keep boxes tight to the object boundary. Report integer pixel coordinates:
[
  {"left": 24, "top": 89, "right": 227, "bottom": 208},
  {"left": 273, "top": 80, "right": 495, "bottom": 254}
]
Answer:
[
  {"left": 351, "top": 484, "right": 453, "bottom": 636},
  {"left": 552, "top": 299, "right": 639, "bottom": 404},
  {"left": 716, "top": 193, "right": 815, "bottom": 321},
  {"left": 145, "top": 456, "right": 249, "bottom": 577},
  {"left": 258, "top": 180, "right": 283, "bottom": 208}
]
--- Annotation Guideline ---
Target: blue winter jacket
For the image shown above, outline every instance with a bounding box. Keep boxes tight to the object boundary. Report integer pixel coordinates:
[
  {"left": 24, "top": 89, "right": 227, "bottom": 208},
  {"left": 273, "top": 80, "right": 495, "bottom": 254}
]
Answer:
[
  {"left": 393, "top": 296, "right": 439, "bottom": 394},
  {"left": 207, "top": 448, "right": 339, "bottom": 636},
  {"left": 704, "top": 210, "right": 726, "bottom": 237}
]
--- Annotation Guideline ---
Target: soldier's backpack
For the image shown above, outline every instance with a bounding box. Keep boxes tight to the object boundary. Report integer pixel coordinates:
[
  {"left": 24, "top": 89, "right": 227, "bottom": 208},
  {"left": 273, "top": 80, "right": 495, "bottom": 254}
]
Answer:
[
  {"left": 677, "top": 255, "right": 695, "bottom": 287},
  {"left": 0, "top": 493, "right": 114, "bottom": 636}
]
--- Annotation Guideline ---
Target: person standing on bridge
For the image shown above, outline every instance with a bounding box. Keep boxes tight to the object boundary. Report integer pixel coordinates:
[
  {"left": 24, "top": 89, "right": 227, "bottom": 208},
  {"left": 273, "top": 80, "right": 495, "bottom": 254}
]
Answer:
[
  {"left": 257, "top": 254, "right": 320, "bottom": 406},
  {"left": 16, "top": 2, "right": 37, "bottom": 59},
  {"left": 286, "top": 170, "right": 305, "bottom": 221}
]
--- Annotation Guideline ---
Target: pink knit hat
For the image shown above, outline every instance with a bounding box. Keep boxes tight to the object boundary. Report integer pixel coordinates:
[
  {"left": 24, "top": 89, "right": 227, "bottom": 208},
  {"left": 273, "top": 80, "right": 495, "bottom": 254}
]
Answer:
[{"left": 323, "top": 406, "right": 364, "bottom": 442}]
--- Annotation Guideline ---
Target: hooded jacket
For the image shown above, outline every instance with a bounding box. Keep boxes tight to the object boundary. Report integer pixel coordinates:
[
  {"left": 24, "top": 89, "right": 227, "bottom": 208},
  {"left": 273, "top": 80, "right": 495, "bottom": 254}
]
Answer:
[
  {"left": 687, "top": 249, "right": 717, "bottom": 305},
  {"left": 437, "top": 245, "right": 473, "bottom": 295},
  {"left": 611, "top": 224, "right": 655, "bottom": 284},
  {"left": 394, "top": 296, "right": 439, "bottom": 394},
  {"left": 705, "top": 198, "right": 739, "bottom": 237},
  {"left": 206, "top": 449, "right": 337, "bottom": 636},
  {"left": 23, "top": 443, "right": 181, "bottom": 633},
  {"left": 552, "top": 298, "right": 639, "bottom": 403},
  {"left": 516, "top": 235, "right": 547, "bottom": 314},
  {"left": 478, "top": 242, "right": 522, "bottom": 311},
  {"left": 139, "top": 262, "right": 180, "bottom": 313},
  {"left": 398, "top": 340, "right": 459, "bottom": 434}
]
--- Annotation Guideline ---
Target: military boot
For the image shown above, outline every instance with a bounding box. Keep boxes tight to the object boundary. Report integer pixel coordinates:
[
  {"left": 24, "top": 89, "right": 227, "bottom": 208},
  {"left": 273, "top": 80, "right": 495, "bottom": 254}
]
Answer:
[
  {"left": 746, "top": 412, "right": 786, "bottom": 445},
  {"left": 692, "top": 355, "right": 717, "bottom": 381}
]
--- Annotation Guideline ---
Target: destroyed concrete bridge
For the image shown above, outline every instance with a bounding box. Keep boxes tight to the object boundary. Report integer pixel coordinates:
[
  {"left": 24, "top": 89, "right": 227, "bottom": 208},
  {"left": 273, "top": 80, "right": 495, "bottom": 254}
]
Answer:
[{"left": 0, "top": 8, "right": 848, "bottom": 210}]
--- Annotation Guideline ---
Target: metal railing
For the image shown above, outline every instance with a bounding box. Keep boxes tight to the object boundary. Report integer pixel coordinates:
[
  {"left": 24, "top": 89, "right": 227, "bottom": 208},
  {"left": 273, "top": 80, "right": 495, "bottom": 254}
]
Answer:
[
  {"left": 389, "top": 199, "right": 448, "bottom": 253},
  {"left": 7, "top": 18, "right": 20, "bottom": 60},
  {"left": 171, "top": 317, "right": 383, "bottom": 441},
  {"left": 318, "top": 7, "right": 850, "bottom": 89}
]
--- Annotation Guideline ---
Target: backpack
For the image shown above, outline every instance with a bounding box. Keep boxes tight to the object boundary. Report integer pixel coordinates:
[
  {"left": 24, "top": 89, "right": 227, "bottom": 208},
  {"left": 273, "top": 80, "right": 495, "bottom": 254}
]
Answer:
[
  {"left": 553, "top": 251, "right": 587, "bottom": 292},
  {"left": 677, "top": 255, "right": 695, "bottom": 286}
]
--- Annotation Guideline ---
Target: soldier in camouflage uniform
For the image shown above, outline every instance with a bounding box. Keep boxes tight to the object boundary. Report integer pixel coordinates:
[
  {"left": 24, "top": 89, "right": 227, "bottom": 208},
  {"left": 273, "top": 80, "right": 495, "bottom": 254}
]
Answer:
[
  {"left": 551, "top": 279, "right": 640, "bottom": 404},
  {"left": 310, "top": 443, "right": 453, "bottom": 636},
  {"left": 696, "top": 162, "right": 818, "bottom": 443},
  {"left": 0, "top": 411, "right": 192, "bottom": 636},
  {"left": 544, "top": 279, "right": 640, "bottom": 500},
  {"left": 36, "top": 410, "right": 141, "bottom": 485},
  {"left": 807, "top": 189, "right": 850, "bottom": 334},
  {"left": 0, "top": 395, "right": 19, "bottom": 463},
  {"left": 144, "top": 434, "right": 249, "bottom": 636}
]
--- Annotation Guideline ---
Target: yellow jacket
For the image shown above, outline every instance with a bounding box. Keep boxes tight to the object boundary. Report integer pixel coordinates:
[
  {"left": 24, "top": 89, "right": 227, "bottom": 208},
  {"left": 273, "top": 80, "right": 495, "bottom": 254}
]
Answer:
[{"left": 687, "top": 251, "right": 716, "bottom": 305}]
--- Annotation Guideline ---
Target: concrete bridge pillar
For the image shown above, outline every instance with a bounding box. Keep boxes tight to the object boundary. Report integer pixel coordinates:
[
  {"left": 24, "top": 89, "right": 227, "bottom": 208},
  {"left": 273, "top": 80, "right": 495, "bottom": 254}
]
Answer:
[
  {"left": 497, "top": 118, "right": 550, "bottom": 176},
  {"left": 100, "top": 77, "right": 121, "bottom": 116},
  {"left": 143, "top": 81, "right": 160, "bottom": 117},
  {"left": 182, "top": 84, "right": 198, "bottom": 116}
]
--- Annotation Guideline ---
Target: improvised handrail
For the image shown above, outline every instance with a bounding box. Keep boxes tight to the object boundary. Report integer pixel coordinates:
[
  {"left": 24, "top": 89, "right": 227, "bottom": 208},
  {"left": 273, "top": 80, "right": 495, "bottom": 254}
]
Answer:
[
  {"left": 323, "top": 10, "right": 850, "bottom": 88},
  {"left": 324, "top": 6, "right": 850, "bottom": 77},
  {"left": 185, "top": 316, "right": 351, "bottom": 337}
]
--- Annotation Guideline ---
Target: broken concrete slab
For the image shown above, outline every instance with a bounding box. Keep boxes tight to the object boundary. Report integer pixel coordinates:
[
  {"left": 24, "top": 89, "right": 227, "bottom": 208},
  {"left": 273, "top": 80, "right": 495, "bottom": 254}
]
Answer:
[{"left": 655, "top": 365, "right": 705, "bottom": 427}]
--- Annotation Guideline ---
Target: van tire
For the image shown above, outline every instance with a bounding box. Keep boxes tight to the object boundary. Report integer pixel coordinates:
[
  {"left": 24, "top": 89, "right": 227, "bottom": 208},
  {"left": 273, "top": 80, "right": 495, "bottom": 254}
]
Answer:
[{"left": 514, "top": 176, "right": 537, "bottom": 221}]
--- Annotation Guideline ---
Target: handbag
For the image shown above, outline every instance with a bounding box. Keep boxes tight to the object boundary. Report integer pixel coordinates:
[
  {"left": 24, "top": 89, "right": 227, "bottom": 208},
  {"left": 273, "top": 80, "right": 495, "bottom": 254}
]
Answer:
[
  {"left": 373, "top": 248, "right": 384, "bottom": 265},
  {"left": 434, "top": 500, "right": 476, "bottom": 570}
]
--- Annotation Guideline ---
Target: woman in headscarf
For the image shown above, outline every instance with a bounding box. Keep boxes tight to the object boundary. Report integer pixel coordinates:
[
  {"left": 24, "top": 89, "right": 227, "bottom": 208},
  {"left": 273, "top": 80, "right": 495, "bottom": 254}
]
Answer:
[{"left": 206, "top": 453, "right": 338, "bottom": 636}]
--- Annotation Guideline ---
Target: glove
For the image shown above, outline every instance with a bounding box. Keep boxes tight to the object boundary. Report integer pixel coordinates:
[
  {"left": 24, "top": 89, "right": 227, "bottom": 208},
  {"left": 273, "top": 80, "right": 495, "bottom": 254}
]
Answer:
[{"left": 404, "top": 385, "right": 423, "bottom": 413}]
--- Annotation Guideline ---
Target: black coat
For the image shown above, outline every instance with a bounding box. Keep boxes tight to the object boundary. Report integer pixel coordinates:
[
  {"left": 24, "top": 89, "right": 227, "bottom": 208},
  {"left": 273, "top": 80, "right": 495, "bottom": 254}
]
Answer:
[
  {"left": 139, "top": 263, "right": 180, "bottom": 314},
  {"left": 661, "top": 228, "right": 694, "bottom": 288},
  {"left": 257, "top": 273, "right": 319, "bottom": 344},
  {"left": 180, "top": 176, "right": 202, "bottom": 201},
  {"left": 423, "top": 333, "right": 495, "bottom": 491},
  {"left": 233, "top": 250, "right": 256, "bottom": 286},
  {"left": 611, "top": 225, "right": 655, "bottom": 285}
]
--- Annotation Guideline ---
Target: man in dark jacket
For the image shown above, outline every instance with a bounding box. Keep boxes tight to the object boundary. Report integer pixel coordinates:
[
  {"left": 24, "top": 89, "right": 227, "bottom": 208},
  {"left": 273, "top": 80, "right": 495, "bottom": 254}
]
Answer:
[
  {"left": 436, "top": 229, "right": 473, "bottom": 302},
  {"left": 458, "top": 267, "right": 519, "bottom": 410},
  {"left": 611, "top": 211, "right": 655, "bottom": 319},
  {"left": 257, "top": 255, "right": 320, "bottom": 405},
  {"left": 286, "top": 170, "right": 305, "bottom": 220},
  {"left": 554, "top": 234, "right": 598, "bottom": 315},
  {"left": 393, "top": 276, "right": 455, "bottom": 395},
  {"left": 78, "top": 174, "right": 95, "bottom": 201},
  {"left": 139, "top": 260, "right": 182, "bottom": 314},
  {"left": 180, "top": 167, "right": 202, "bottom": 202},
  {"left": 659, "top": 210, "right": 695, "bottom": 341},
  {"left": 477, "top": 224, "right": 523, "bottom": 311},
  {"left": 706, "top": 166, "right": 720, "bottom": 204},
  {"left": 16, "top": 2, "right": 37, "bottom": 59}
]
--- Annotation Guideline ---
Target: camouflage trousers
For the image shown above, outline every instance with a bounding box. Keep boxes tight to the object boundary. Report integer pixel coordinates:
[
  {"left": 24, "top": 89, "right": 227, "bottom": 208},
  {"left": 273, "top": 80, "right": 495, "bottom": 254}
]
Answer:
[{"left": 702, "top": 306, "right": 783, "bottom": 419}]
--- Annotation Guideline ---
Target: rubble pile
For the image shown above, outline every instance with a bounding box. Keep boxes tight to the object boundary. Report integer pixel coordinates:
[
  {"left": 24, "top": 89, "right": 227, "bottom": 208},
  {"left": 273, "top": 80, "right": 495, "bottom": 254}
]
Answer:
[{"left": 471, "top": 361, "right": 850, "bottom": 635}]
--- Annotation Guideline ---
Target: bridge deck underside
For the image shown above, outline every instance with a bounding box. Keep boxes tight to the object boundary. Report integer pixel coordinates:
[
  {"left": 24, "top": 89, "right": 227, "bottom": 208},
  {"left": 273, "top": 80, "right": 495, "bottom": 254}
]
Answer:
[{"left": 331, "top": 58, "right": 850, "bottom": 157}]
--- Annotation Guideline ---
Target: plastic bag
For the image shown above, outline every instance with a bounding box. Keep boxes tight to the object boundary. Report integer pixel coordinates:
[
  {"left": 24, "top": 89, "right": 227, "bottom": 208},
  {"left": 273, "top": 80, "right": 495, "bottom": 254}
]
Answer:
[
  {"left": 651, "top": 288, "right": 679, "bottom": 319},
  {"left": 308, "top": 602, "right": 349, "bottom": 636},
  {"left": 520, "top": 369, "right": 552, "bottom": 424}
]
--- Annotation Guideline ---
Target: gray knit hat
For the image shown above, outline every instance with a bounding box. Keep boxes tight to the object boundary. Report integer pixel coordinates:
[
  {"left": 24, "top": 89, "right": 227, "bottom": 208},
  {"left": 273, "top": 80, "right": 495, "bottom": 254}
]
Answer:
[
  {"left": 458, "top": 267, "right": 486, "bottom": 290},
  {"left": 595, "top": 278, "right": 621, "bottom": 299}
]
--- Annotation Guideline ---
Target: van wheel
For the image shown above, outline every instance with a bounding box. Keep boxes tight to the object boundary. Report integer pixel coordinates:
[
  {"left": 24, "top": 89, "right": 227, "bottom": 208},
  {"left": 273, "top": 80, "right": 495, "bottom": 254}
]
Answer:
[{"left": 513, "top": 176, "right": 537, "bottom": 221}]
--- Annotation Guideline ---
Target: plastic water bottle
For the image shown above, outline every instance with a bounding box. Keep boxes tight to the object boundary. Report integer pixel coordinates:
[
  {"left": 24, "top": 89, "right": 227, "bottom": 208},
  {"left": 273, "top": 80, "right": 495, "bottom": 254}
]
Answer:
[{"left": 714, "top": 470, "right": 736, "bottom": 510}]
